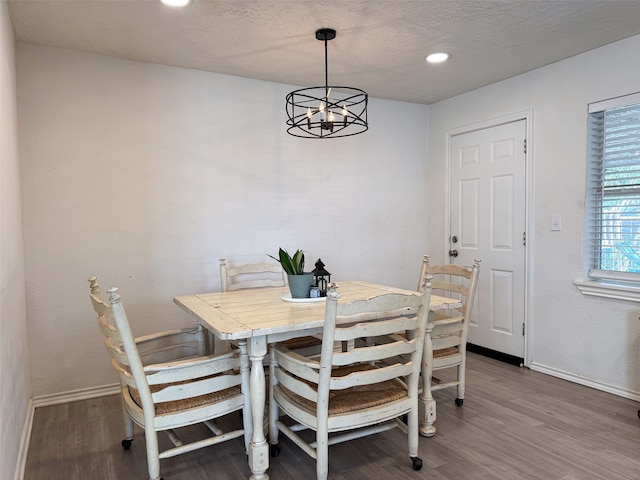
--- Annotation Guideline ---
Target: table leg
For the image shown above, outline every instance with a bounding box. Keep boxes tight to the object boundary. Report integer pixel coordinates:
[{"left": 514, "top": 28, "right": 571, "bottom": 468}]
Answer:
[
  {"left": 420, "top": 310, "right": 437, "bottom": 437},
  {"left": 237, "top": 340, "right": 252, "bottom": 453},
  {"left": 247, "top": 337, "right": 269, "bottom": 480}
]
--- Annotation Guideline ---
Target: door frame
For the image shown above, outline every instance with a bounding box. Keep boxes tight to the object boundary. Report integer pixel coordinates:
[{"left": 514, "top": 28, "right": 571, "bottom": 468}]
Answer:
[{"left": 444, "top": 110, "right": 534, "bottom": 367}]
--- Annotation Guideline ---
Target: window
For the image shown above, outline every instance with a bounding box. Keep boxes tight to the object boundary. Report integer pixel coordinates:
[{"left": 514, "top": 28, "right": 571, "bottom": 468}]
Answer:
[{"left": 585, "top": 93, "right": 640, "bottom": 285}]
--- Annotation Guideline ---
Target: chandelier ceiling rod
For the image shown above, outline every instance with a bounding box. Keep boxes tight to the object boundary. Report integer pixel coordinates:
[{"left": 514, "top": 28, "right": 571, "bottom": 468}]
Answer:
[{"left": 318, "top": 28, "right": 334, "bottom": 99}]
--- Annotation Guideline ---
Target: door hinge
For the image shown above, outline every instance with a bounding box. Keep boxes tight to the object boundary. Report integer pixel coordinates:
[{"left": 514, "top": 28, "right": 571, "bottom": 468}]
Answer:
[
  {"left": 522, "top": 231, "right": 526, "bottom": 246},
  {"left": 522, "top": 322, "right": 525, "bottom": 336},
  {"left": 524, "top": 139, "right": 527, "bottom": 154}
]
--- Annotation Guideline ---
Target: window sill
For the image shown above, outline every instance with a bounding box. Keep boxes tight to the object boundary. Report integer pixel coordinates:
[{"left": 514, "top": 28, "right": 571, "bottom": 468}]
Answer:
[{"left": 574, "top": 280, "right": 640, "bottom": 303}]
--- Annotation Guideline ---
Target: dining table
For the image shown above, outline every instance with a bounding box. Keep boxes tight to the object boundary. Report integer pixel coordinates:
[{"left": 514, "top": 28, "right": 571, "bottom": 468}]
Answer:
[{"left": 174, "top": 280, "right": 462, "bottom": 480}]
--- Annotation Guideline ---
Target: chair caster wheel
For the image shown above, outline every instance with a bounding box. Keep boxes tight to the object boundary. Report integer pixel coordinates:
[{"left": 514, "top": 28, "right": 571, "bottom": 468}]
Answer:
[
  {"left": 411, "top": 457, "right": 423, "bottom": 471},
  {"left": 455, "top": 398, "right": 464, "bottom": 407},
  {"left": 121, "top": 439, "right": 132, "bottom": 450},
  {"left": 270, "top": 444, "right": 280, "bottom": 457}
]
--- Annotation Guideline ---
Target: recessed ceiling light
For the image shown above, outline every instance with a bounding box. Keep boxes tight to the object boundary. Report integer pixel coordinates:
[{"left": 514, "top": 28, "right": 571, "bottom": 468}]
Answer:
[
  {"left": 160, "top": 0, "right": 191, "bottom": 7},
  {"left": 426, "top": 52, "right": 450, "bottom": 64}
]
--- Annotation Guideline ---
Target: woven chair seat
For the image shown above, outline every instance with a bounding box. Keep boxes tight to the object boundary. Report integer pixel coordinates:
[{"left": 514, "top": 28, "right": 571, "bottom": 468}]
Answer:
[
  {"left": 129, "top": 378, "right": 241, "bottom": 415},
  {"left": 280, "top": 363, "right": 407, "bottom": 415},
  {"left": 280, "top": 336, "right": 322, "bottom": 350},
  {"left": 433, "top": 346, "right": 459, "bottom": 358}
]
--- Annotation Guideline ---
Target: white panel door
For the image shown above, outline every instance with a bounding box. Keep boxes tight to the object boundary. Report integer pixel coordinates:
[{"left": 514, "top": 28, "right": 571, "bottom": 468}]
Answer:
[{"left": 449, "top": 120, "right": 526, "bottom": 358}]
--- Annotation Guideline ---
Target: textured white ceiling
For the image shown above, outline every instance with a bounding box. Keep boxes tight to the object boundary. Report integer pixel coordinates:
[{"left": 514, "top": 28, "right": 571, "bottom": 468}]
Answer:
[{"left": 8, "top": 0, "right": 640, "bottom": 104}]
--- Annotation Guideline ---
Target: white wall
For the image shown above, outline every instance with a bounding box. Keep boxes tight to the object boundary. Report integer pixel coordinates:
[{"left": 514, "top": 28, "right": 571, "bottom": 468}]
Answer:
[
  {"left": 427, "top": 35, "right": 640, "bottom": 398},
  {"left": 16, "top": 44, "right": 429, "bottom": 398},
  {"left": 1, "top": 2, "right": 31, "bottom": 479},
  {"left": 15, "top": 28, "right": 640, "bottom": 409}
]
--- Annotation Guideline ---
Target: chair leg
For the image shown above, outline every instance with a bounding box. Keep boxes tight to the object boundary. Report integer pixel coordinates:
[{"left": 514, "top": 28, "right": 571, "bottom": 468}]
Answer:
[
  {"left": 145, "top": 430, "right": 162, "bottom": 480},
  {"left": 315, "top": 425, "right": 329, "bottom": 480},
  {"left": 207, "top": 330, "right": 216, "bottom": 355},
  {"left": 456, "top": 353, "right": 466, "bottom": 406},
  {"left": 407, "top": 403, "right": 422, "bottom": 468},
  {"left": 122, "top": 402, "right": 134, "bottom": 449}
]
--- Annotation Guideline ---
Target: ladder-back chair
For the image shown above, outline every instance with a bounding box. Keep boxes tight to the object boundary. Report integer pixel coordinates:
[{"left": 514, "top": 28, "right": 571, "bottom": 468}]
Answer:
[
  {"left": 268, "top": 284, "right": 432, "bottom": 480},
  {"left": 417, "top": 255, "right": 480, "bottom": 437},
  {"left": 219, "top": 257, "right": 288, "bottom": 292},
  {"left": 88, "top": 277, "right": 251, "bottom": 480},
  {"left": 219, "top": 257, "right": 321, "bottom": 354}
]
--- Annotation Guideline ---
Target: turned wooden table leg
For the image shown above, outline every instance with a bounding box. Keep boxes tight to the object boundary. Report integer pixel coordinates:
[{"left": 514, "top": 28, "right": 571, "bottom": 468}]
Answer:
[
  {"left": 248, "top": 337, "right": 269, "bottom": 480},
  {"left": 420, "top": 311, "right": 437, "bottom": 437}
]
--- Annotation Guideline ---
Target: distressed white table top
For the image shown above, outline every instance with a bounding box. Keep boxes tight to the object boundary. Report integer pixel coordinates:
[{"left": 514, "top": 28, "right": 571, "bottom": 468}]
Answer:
[{"left": 174, "top": 280, "right": 461, "bottom": 341}]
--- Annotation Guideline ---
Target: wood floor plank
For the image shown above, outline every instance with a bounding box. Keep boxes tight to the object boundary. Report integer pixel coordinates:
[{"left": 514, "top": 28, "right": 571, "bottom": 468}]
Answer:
[{"left": 23, "top": 353, "right": 640, "bottom": 480}]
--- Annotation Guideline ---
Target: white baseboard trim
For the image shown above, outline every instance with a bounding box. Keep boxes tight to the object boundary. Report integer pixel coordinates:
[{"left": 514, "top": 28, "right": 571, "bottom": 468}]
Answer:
[
  {"left": 15, "top": 385, "right": 120, "bottom": 480},
  {"left": 13, "top": 398, "right": 34, "bottom": 480},
  {"left": 32, "top": 383, "right": 120, "bottom": 408},
  {"left": 530, "top": 362, "right": 640, "bottom": 402}
]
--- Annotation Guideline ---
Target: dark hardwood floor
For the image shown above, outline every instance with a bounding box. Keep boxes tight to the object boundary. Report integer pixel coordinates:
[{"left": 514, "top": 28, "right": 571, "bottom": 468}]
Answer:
[{"left": 24, "top": 353, "right": 640, "bottom": 479}]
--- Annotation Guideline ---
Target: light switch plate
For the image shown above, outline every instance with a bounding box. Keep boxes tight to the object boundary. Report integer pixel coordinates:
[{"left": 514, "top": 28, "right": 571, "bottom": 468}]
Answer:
[{"left": 551, "top": 214, "right": 562, "bottom": 231}]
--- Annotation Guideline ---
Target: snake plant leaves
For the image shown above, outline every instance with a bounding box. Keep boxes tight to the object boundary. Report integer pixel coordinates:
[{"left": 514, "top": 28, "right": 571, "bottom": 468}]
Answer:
[
  {"left": 291, "top": 249, "right": 305, "bottom": 274},
  {"left": 268, "top": 248, "right": 305, "bottom": 275}
]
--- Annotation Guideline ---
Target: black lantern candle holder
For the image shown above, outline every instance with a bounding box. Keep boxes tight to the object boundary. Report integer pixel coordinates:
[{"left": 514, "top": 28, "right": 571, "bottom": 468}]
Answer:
[{"left": 312, "top": 259, "right": 331, "bottom": 297}]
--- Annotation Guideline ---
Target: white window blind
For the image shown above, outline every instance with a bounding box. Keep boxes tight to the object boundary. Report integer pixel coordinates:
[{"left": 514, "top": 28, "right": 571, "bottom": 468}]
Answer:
[{"left": 586, "top": 93, "right": 640, "bottom": 283}]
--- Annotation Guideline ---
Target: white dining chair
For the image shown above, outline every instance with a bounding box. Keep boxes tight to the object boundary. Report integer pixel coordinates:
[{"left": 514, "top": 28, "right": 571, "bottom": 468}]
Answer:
[
  {"left": 219, "top": 256, "right": 321, "bottom": 355},
  {"left": 268, "top": 284, "right": 432, "bottom": 480},
  {"left": 418, "top": 255, "right": 480, "bottom": 437},
  {"left": 88, "top": 277, "right": 251, "bottom": 480},
  {"left": 219, "top": 257, "right": 288, "bottom": 291}
]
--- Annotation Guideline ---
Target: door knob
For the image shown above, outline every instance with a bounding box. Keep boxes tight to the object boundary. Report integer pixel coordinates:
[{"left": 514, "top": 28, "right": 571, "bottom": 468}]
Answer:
[{"left": 449, "top": 249, "right": 459, "bottom": 258}]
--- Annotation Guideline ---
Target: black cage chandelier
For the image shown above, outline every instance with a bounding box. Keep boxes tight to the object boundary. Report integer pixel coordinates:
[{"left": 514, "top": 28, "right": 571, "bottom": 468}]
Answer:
[{"left": 286, "top": 28, "right": 368, "bottom": 139}]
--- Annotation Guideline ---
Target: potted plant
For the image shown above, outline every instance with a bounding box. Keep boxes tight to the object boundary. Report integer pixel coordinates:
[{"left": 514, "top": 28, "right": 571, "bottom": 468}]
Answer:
[{"left": 269, "top": 248, "right": 314, "bottom": 298}]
